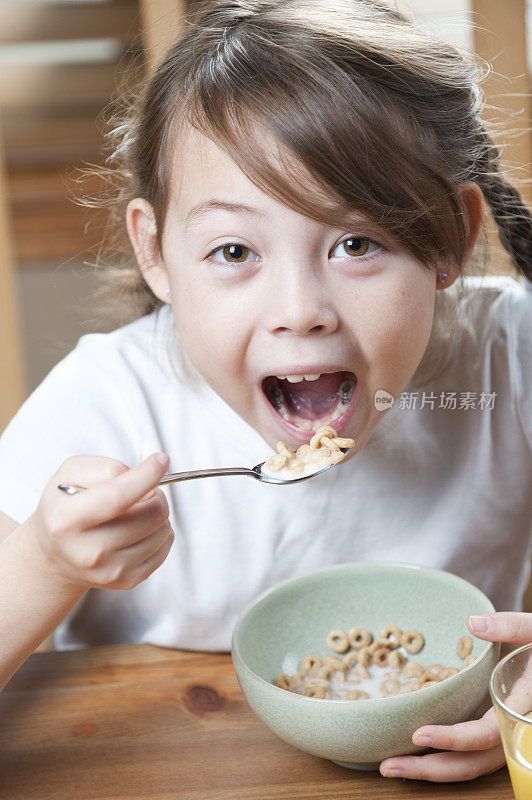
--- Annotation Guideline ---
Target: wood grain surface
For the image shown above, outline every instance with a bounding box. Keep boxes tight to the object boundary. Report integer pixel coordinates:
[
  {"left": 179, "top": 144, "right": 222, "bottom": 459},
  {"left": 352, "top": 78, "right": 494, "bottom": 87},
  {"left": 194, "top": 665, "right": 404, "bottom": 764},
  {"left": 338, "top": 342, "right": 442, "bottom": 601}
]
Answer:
[{"left": 0, "top": 644, "right": 515, "bottom": 800}]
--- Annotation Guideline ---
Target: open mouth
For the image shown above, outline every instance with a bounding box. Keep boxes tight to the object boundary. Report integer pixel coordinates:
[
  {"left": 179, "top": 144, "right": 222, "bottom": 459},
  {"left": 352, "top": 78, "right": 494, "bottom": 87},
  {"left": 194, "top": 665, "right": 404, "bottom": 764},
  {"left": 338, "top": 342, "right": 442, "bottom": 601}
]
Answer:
[{"left": 262, "top": 370, "right": 358, "bottom": 435}]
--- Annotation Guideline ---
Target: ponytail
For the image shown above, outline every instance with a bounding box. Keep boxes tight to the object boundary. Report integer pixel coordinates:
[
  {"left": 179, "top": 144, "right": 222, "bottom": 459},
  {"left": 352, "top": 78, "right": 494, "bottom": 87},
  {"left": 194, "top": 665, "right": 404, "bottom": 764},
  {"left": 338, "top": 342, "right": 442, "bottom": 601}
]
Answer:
[{"left": 476, "top": 128, "right": 532, "bottom": 281}]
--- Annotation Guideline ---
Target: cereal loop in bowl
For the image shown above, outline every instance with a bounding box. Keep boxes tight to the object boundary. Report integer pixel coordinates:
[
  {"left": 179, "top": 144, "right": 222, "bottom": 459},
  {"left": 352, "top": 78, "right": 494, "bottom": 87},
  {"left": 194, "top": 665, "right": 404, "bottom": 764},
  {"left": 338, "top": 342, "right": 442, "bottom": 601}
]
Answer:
[
  {"left": 275, "top": 674, "right": 295, "bottom": 691},
  {"left": 357, "top": 647, "right": 372, "bottom": 667},
  {"left": 401, "top": 661, "right": 423, "bottom": 679},
  {"left": 323, "top": 655, "right": 348, "bottom": 671},
  {"left": 425, "top": 664, "right": 445, "bottom": 679},
  {"left": 379, "top": 625, "right": 402, "bottom": 650},
  {"left": 327, "top": 629, "right": 350, "bottom": 653},
  {"left": 457, "top": 636, "right": 473, "bottom": 659},
  {"left": 380, "top": 678, "right": 400, "bottom": 696},
  {"left": 401, "top": 629, "right": 425, "bottom": 654},
  {"left": 387, "top": 651, "right": 406, "bottom": 669},
  {"left": 348, "top": 627, "right": 372, "bottom": 650},
  {"left": 304, "top": 685, "right": 327, "bottom": 698},
  {"left": 342, "top": 651, "right": 359, "bottom": 668},
  {"left": 439, "top": 666, "right": 459, "bottom": 680},
  {"left": 346, "top": 690, "right": 369, "bottom": 700},
  {"left": 373, "top": 648, "right": 390, "bottom": 668},
  {"left": 355, "top": 663, "right": 370, "bottom": 680},
  {"left": 400, "top": 678, "right": 422, "bottom": 694},
  {"left": 301, "top": 655, "right": 321, "bottom": 674},
  {"left": 317, "top": 665, "right": 334, "bottom": 680}
]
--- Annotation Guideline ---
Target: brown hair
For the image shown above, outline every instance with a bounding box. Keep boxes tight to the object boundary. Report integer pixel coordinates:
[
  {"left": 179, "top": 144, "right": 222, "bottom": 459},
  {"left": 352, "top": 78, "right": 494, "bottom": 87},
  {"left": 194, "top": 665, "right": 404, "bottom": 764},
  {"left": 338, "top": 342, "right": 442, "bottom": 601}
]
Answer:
[{"left": 85, "top": 0, "right": 532, "bottom": 325}]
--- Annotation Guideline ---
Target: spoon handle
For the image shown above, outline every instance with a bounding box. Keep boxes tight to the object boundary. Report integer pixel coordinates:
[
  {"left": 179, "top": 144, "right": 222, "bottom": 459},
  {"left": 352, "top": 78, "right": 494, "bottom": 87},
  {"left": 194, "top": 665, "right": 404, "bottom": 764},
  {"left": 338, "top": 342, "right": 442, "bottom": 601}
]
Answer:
[
  {"left": 158, "top": 467, "right": 255, "bottom": 484},
  {"left": 57, "top": 467, "right": 256, "bottom": 495}
]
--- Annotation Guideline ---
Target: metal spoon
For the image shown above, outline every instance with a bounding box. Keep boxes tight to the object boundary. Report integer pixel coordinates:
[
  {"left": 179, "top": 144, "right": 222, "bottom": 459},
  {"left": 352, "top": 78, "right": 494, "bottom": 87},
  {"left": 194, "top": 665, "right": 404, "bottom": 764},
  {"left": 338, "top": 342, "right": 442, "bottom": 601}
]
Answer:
[{"left": 57, "top": 448, "right": 352, "bottom": 494}]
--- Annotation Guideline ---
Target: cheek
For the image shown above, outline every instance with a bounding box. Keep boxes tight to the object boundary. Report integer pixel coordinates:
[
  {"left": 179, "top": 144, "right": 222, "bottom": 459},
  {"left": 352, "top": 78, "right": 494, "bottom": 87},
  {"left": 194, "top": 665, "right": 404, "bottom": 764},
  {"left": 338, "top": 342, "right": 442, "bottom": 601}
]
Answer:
[
  {"left": 350, "top": 271, "right": 435, "bottom": 388},
  {"left": 170, "top": 271, "right": 251, "bottom": 388},
  {"left": 383, "top": 290, "right": 434, "bottom": 383}
]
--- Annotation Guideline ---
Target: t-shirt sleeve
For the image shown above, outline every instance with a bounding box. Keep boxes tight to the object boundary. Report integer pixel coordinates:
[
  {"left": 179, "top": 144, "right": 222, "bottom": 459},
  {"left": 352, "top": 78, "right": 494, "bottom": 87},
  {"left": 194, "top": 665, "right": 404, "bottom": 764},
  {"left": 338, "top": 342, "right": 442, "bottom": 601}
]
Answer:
[
  {"left": 507, "top": 277, "right": 532, "bottom": 454},
  {"left": 0, "top": 338, "right": 140, "bottom": 525}
]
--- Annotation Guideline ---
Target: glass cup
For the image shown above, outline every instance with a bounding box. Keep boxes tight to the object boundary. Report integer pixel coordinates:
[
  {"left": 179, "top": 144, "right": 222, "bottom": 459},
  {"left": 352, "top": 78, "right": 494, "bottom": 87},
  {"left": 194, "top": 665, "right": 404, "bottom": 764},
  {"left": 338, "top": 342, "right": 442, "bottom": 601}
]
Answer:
[{"left": 490, "top": 643, "right": 532, "bottom": 800}]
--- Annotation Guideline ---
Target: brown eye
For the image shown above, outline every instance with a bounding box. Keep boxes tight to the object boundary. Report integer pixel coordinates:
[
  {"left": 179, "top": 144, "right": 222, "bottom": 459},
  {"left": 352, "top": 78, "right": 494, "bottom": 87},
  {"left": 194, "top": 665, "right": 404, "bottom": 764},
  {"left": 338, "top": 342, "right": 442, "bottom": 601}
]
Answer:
[
  {"left": 222, "top": 244, "right": 249, "bottom": 262},
  {"left": 342, "top": 238, "right": 370, "bottom": 257}
]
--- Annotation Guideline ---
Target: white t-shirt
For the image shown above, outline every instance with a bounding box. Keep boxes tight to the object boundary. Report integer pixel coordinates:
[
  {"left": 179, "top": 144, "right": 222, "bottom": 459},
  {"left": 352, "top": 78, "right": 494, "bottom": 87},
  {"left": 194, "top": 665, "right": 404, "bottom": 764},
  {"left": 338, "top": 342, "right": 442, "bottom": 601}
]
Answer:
[{"left": 0, "top": 276, "right": 530, "bottom": 651}]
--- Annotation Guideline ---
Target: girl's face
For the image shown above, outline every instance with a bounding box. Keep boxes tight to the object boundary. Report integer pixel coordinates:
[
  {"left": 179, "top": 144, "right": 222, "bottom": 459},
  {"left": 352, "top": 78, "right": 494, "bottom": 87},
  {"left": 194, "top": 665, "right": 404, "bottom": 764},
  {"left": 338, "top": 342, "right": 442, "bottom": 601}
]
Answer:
[{"left": 128, "top": 126, "right": 443, "bottom": 452}]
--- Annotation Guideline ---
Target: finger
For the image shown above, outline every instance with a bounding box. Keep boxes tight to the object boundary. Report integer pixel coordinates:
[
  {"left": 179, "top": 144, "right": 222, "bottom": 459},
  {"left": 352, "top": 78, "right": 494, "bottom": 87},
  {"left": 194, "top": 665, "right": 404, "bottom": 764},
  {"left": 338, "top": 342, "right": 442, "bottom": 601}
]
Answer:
[
  {"left": 69, "top": 519, "right": 172, "bottom": 580},
  {"left": 92, "top": 490, "right": 169, "bottom": 549},
  {"left": 380, "top": 745, "right": 506, "bottom": 782},
  {"left": 468, "top": 612, "right": 532, "bottom": 645},
  {"left": 68, "top": 453, "right": 170, "bottom": 530},
  {"left": 120, "top": 523, "right": 173, "bottom": 563},
  {"left": 130, "top": 529, "right": 174, "bottom": 585},
  {"left": 412, "top": 707, "right": 500, "bottom": 751},
  {"left": 54, "top": 455, "right": 129, "bottom": 489}
]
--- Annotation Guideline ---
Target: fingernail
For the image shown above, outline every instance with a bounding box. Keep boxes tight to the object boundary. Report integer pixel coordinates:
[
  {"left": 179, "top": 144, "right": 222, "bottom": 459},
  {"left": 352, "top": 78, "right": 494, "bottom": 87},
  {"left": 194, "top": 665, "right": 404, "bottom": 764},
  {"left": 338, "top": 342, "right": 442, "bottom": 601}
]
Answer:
[
  {"left": 156, "top": 453, "right": 169, "bottom": 467},
  {"left": 469, "top": 614, "right": 490, "bottom": 633},
  {"left": 414, "top": 735, "right": 433, "bottom": 746},
  {"left": 382, "top": 768, "right": 403, "bottom": 778}
]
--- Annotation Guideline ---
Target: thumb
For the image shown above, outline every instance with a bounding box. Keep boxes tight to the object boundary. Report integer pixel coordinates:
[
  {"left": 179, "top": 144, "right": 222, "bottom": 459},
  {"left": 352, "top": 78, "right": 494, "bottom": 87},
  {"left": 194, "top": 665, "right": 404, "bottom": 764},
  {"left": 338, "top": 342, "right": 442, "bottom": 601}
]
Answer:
[{"left": 468, "top": 612, "right": 532, "bottom": 645}]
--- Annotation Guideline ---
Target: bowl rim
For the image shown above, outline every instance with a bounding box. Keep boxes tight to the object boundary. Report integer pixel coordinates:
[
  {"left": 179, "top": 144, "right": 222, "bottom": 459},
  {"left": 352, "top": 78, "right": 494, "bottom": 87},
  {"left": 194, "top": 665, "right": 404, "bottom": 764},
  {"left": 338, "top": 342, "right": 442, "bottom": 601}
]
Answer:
[{"left": 231, "top": 561, "right": 496, "bottom": 705}]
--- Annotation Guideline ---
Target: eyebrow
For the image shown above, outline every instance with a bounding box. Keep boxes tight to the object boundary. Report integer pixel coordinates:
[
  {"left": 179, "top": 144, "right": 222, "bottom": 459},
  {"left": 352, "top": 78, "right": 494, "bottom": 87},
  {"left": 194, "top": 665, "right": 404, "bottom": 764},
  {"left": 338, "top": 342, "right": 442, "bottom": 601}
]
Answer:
[{"left": 185, "top": 199, "right": 268, "bottom": 229}]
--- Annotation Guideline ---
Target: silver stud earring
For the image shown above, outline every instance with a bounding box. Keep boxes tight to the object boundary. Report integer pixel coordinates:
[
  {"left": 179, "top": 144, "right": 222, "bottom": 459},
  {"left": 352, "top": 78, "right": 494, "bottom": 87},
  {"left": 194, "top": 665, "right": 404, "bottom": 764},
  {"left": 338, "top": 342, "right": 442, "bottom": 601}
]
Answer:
[
  {"left": 166, "top": 289, "right": 171, "bottom": 298},
  {"left": 438, "top": 273, "right": 448, "bottom": 284}
]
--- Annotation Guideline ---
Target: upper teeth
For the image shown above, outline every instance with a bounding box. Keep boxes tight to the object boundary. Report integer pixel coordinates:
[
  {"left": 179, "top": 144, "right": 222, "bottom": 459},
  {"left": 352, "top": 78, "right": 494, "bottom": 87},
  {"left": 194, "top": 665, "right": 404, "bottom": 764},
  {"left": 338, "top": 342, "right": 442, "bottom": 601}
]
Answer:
[{"left": 276, "top": 373, "right": 321, "bottom": 382}]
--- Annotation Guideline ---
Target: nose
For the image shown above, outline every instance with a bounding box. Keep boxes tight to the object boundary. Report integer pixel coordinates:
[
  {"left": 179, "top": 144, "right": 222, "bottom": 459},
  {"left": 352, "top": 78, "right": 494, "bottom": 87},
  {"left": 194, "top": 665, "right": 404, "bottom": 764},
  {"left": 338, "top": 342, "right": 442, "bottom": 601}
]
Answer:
[{"left": 266, "top": 269, "right": 339, "bottom": 337}]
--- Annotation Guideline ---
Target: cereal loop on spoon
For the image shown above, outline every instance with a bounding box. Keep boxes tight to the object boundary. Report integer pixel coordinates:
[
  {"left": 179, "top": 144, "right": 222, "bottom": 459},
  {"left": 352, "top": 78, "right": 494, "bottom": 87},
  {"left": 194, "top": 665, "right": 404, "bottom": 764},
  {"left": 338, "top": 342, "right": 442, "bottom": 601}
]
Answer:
[{"left": 264, "top": 426, "right": 354, "bottom": 479}]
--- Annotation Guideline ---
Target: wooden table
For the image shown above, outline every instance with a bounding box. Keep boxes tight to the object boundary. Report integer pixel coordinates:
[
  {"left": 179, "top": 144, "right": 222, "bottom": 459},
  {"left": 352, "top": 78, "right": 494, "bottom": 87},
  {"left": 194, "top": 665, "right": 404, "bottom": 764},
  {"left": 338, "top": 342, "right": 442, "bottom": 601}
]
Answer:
[{"left": 0, "top": 644, "right": 515, "bottom": 799}]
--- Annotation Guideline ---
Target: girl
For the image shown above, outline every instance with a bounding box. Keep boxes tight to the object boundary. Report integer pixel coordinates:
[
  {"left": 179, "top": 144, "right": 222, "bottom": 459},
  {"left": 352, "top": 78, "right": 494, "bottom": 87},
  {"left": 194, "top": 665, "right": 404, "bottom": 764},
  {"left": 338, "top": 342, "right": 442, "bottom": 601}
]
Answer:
[{"left": 0, "top": 0, "right": 530, "bottom": 783}]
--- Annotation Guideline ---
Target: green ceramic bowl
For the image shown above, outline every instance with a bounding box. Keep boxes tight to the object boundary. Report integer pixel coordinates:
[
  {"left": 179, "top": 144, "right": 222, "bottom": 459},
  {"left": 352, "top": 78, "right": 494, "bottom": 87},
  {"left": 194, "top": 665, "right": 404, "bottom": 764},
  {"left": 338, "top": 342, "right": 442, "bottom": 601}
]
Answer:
[{"left": 231, "top": 562, "right": 497, "bottom": 770}]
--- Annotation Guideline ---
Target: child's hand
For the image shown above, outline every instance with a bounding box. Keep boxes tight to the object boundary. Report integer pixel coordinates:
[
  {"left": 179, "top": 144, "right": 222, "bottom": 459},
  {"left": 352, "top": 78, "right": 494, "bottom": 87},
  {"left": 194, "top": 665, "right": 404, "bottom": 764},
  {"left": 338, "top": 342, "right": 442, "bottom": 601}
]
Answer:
[
  {"left": 380, "top": 612, "right": 532, "bottom": 782},
  {"left": 27, "top": 452, "right": 173, "bottom": 592}
]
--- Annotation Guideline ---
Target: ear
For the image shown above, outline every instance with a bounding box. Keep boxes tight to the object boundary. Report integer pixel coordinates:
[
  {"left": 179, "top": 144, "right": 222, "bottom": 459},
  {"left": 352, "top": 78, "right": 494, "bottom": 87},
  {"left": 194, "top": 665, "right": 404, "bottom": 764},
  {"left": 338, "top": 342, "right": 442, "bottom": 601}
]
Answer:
[
  {"left": 460, "top": 181, "right": 485, "bottom": 266},
  {"left": 437, "top": 182, "right": 484, "bottom": 291},
  {"left": 126, "top": 198, "right": 170, "bottom": 303}
]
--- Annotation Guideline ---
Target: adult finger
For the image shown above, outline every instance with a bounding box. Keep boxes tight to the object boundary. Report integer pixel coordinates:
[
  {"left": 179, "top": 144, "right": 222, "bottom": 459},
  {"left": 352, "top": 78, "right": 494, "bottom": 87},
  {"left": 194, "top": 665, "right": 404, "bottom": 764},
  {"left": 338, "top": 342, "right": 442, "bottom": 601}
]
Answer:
[
  {"left": 412, "top": 707, "right": 500, "bottom": 751},
  {"left": 380, "top": 745, "right": 506, "bottom": 782},
  {"left": 65, "top": 453, "right": 170, "bottom": 530},
  {"left": 468, "top": 612, "right": 532, "bottom": 645}
]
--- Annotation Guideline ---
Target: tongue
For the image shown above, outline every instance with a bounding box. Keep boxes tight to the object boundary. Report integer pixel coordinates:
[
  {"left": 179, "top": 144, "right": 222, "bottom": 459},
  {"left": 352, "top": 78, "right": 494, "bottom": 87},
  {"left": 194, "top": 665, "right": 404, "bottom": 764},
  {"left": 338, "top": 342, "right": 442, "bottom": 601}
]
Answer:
[{"left": 281, "top": 373, "right": 344, "bottom": 419}]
